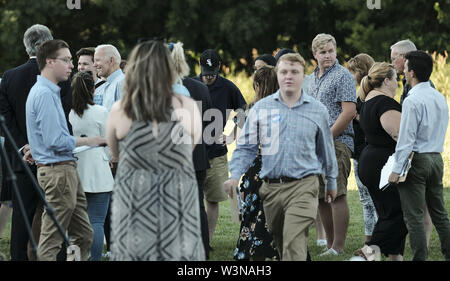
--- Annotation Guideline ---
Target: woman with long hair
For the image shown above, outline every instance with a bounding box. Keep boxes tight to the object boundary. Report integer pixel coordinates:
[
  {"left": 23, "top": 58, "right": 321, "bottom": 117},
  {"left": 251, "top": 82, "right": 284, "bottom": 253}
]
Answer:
[
  {"left": 69, "top": 71, "right": 114, "bottom": 261},
  {"left": 234, "top": 66, "right": 280, "bottom": 261},
  {"left": 106, "top": 40, "right": 204, "bottom": 260}
]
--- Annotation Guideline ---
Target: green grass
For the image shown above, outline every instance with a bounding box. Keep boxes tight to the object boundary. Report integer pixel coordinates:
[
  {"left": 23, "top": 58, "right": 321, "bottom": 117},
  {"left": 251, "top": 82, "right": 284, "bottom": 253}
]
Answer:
[{"left": 210, "top": 188, "right": 450, "bottom": 261}]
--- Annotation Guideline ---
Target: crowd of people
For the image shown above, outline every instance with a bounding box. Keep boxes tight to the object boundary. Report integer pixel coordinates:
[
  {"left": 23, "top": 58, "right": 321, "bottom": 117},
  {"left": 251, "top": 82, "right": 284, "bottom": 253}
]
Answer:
[{"left": 0, "top": 24, "right": 449, "bottom": 261}]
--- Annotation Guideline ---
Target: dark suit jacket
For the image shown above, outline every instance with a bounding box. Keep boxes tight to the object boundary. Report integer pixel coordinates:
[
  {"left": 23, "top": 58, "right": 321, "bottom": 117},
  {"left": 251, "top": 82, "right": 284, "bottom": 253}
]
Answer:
[
  {"left": 0, "top": 58, "right": 72, "bottom": 172},
  {"left": 182, "top": 77, "right": 212, "bottom": 172}
]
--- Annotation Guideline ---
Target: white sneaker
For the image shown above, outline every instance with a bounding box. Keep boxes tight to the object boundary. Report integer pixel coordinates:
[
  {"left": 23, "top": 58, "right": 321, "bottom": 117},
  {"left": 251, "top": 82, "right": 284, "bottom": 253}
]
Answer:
[
  {"left": 319, "top": 248, "right": 340, "bottom": 257},
  {"left": 316, "top": 239, "right": 327, "bottom": 247},
  {"left": 102, "top": 251, "right": 111, "bottom": 259}
]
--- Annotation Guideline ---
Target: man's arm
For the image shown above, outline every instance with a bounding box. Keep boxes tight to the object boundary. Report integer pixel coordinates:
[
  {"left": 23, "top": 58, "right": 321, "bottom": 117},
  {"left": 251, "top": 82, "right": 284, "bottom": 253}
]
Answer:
[
  {"left": 331, "top": 101, "right": 356, "bottom": 138},
  {"left": 317, "top": 110, "right": 338, "bottom": 202},
  {"left": 224, "top": 106, "right": 259, "bottom": 196}
]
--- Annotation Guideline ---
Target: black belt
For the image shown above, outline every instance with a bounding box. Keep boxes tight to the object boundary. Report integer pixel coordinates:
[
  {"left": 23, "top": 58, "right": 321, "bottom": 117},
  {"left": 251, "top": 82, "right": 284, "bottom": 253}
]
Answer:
[{"left": 263, "top": 174, "right": 317, "bottom": 184}]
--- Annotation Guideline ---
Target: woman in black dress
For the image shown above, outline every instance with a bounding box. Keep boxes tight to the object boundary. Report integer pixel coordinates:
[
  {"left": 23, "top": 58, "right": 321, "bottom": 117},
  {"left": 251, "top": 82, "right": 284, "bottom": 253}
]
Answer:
[
  {"left": 357, "top": 62, "right": 408, "bottom": 261},
  {"left": 233, "top": 65, "right": 280, "bottom": 261}
]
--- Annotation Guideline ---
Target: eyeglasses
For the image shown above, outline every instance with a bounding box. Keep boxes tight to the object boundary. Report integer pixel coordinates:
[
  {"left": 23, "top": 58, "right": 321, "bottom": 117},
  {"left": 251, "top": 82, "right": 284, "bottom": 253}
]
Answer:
[
  {"left": 391, "top": 54, "right": 404, "bottom": 63},
  {"left": 53, "top": 57, "right": 73, "bottom": 64}
]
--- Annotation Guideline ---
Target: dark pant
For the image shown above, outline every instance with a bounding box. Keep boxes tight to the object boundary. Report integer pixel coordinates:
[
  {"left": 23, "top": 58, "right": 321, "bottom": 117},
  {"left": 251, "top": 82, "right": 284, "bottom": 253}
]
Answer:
[
  {"left": 10, "top": 170, "right": 40, "bottom": 261},
  {"left": 397, "top": 153, "right": 450, "bottom": 261},
  {"left": 195, "top": 170, "right": 210, "bottom": 260}
]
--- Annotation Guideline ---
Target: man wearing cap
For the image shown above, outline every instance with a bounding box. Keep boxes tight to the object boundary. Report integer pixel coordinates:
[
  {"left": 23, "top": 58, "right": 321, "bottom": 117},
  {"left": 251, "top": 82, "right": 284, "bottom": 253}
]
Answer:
[{"left": 194, "top": 49, "right": 247, "bottom": 247}]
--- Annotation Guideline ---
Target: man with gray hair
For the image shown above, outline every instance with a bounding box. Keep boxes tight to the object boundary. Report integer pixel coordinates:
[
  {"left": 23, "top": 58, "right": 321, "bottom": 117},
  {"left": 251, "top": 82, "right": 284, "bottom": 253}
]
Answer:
[
  {"left": 0, "top": 24, "right": 72, "bottom": 260},
  {"left": 390, "top": 39, "right": 435, "bottom": 105},
  {"left": 93, "top": 44, "right": 125, "bottom": 111}
]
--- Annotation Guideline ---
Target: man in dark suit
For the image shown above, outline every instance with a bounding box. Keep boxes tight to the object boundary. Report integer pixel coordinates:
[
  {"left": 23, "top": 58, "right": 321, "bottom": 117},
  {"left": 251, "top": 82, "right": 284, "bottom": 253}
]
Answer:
[{"left": 0, "top": 24, "right": 72, "bottom": 260}]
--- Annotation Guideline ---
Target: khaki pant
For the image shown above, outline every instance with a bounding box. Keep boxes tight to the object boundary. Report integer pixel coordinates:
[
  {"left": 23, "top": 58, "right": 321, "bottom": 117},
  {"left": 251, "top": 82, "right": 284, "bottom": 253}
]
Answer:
[
  {"left": 37, "top": 163, "right": 93, "bottom": 261},
  {"left": 319, "top": 141, "right": 351, "bottom": 199},
  {"left": 204, "top": 155, "right": 229, "bottom": 203},
  {"left": 259, "top": 175, "right": 319, "bottom": 261}
]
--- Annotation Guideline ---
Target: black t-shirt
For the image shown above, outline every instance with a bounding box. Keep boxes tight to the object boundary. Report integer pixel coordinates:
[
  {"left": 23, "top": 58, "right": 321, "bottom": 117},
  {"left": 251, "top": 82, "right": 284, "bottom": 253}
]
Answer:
[
  {"left": 193, "top": 75, "right": 247, "bottom": 159},
  {"left": 359, "top": 95, "right": 401, "bottom": 149},
  {"left": 353, "top": 97, "right": 366, "bottom": 160}
]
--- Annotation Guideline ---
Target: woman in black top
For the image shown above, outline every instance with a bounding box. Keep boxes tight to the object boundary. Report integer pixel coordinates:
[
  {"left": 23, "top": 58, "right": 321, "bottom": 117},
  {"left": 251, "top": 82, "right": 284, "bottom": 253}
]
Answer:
[{"left": 357, "top": 62, "right": 407, "bottom": 261}]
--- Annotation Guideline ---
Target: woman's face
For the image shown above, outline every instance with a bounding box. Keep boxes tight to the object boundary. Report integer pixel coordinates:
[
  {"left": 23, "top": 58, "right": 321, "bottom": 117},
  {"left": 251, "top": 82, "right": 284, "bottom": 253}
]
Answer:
[{"left": 385, "top": 70, "right": 398, "bottom": 96}]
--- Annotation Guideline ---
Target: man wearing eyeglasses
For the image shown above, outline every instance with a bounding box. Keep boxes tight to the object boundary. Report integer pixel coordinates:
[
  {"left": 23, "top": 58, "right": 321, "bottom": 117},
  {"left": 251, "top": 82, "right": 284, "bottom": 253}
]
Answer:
[
  {"left": 390, "top": 39, "right": 434, "bottom": 105},
  {"left": 194, "top": 49, "right": 247, "bottom": 249},
  {"left": 0, "top": 24, "right": 73, "bottom": 261},
  {"left": 25, "top": 39, "right": 106, "bottom": 261}
]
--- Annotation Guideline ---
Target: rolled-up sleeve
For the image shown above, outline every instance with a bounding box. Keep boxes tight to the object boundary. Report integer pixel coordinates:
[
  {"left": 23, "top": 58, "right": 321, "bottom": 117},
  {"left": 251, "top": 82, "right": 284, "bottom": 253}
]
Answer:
[{"left": 229, "top": 106, "right": 260, "bottom": 180}]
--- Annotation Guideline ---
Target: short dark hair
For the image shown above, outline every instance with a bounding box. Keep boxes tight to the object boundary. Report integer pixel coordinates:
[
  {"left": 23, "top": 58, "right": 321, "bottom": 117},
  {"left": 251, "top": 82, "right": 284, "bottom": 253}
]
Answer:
[
  {"left": 71, "top": 71, "right": 95, "bottom": 117},
  {"left": 405, "top": 50, "right": 433, "bottom": 82},
  {"left": 76, "top": 47, "right": 95, "bottom": 61},
  {"left": 36, "top": 39, "right": 70, "bottom": 71}
]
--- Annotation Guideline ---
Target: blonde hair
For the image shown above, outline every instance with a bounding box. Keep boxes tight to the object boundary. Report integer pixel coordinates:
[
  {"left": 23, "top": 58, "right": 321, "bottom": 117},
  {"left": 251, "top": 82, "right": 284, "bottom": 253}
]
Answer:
[
  {"left": 170, "top": 42, "right": 190, "bottom": 84},
  {"left": 312, "top": 33, "right": 337, "bottom": 53},
  {"left": 121, "top": 40, "right": 175, "bottom": 122},
  {"left": 358, "top": 62, "right": 395, "bottom": 101},
  {"left": 275, "top": 53, "right": 306, "bottom": 74},
  {"left": 347, "top": 53, "right": 375, "bottom": 85}
]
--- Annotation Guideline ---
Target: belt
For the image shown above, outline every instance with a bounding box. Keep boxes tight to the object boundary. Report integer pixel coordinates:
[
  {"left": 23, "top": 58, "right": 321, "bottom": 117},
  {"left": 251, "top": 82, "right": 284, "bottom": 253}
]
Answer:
[
  {"left": 263, "top": 174, "right": 316, "bottom": 184},
  {"left": 37, "top": 160, "right": 76, "bottom": 169}
]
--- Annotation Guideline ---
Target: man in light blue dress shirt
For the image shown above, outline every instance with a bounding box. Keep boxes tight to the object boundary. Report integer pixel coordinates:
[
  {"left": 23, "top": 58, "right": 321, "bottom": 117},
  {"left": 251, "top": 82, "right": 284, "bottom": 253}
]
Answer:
[
  {"left": 25, "top": 39, "right": 105, "bottom": 261},
  {"left": 224, "top": 53, "right": 337, "bottom": 260},
  {"left": 389, "top": 50, "right": 450, "bottom": 261},
  {"left": 93, "top": 44, "right": 125, "bottom": 111}
]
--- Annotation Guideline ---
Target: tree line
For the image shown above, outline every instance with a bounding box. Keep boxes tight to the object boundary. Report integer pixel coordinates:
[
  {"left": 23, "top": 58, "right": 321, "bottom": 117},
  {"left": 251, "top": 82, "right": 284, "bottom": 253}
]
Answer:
[{"left": 0, "top": 0, "right": 449, "bottom": 76}]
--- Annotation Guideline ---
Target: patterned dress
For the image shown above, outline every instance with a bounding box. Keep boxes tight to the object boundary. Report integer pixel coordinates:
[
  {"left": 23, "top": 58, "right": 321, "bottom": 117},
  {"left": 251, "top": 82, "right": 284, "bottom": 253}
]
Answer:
[
  {"left": 233, "top": 154, "right": 279, "bottom": 261},
  {"left": 111, "top": 119, "right": 205, "bottom": 261}
]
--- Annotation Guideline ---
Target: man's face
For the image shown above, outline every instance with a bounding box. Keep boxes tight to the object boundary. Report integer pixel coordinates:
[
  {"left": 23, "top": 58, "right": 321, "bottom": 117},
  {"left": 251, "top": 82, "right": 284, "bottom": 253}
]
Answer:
[
  {"left": 201, "top": 74, "right": 217, "bottom": 86},
  {"left": 78, "top": 55, "right": 96, "bottom": 76},
  {"left": 313, "top": 42, "right": 337, "bottom": 70},
  {"left": 277, "top": 60, "right": 304, "bottom": 96},
  {"left": 404, "top": 59, "right": 413, "bottom": 85},
  {"left": 391, "top": 48, "right": 405, "bottom": 75},
  {"left": 52, "top": 48, "right": 74, "bottom": 82},
  {"left": 94, "top": 48, "right": 113, "bottom": 78}
]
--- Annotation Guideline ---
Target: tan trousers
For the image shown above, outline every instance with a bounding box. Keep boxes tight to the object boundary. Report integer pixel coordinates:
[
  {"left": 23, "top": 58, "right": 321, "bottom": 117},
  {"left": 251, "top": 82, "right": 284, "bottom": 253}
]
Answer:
[
  {"left": 259, "top": 175, "right": 319, "bottom": 261},
  {"left": 37, "top": 163, "right": 93, "bottom": 261}
]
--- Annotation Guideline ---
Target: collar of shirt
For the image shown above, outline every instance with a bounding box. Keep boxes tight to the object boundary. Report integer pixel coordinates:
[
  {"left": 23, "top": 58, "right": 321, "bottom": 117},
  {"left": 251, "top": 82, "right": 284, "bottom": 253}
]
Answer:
[
  {"left": 272, "top": 89, "right": 311, "bottom": 109},
  {"left": 36, "top": 75, "right": 61, "bottom": 96},
  {"left": 313, "top": 59, "right": 339, "bottom": 80},
  {"left": 408, "top": 81, "right": 432, "bottom": 97},
  {"left": 106, "top": 68, "right": 124, "bottom": 83}
]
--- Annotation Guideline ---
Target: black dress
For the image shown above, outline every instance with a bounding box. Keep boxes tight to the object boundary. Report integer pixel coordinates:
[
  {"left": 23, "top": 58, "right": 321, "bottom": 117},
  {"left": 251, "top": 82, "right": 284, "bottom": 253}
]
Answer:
[
  {"left": 358, "top": 95, "right": 408, "bottom": 256},
  {"left": 233, "top": 154, "right": 280, "bottom": 261}
]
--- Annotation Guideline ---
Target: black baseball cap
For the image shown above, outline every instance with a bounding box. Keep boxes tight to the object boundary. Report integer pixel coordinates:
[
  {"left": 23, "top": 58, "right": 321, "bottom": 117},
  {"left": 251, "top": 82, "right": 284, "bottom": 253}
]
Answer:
[{"left": 200, "top": 49, "right": 221, "bottom": 76}]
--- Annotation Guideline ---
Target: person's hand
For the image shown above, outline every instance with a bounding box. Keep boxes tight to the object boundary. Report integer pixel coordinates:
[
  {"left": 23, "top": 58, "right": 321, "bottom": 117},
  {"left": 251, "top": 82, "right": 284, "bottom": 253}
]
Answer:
[
  {"left": 325, "top": 188, "right": 337, "bottom": 203},
  {"left": 110, "top": 161, "right": 118, "bottom": 177},
  {"left": 388, "top": 172, "right": 400, "bottom": 184},
  {"left": 87, "top": 136, "right": 107, "bottom": 147},
  {"left": 223, "top": 178, "right": 239, "bottom": 198},
  {"left": 22, "top": 145, "right": 35, "bottom": 165}
]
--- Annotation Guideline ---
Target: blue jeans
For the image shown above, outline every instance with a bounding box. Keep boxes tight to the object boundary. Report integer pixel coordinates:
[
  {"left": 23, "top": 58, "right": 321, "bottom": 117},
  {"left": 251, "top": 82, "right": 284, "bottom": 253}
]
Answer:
[{"left": 85, "top": 192, "right": 111, "bottom": 261}]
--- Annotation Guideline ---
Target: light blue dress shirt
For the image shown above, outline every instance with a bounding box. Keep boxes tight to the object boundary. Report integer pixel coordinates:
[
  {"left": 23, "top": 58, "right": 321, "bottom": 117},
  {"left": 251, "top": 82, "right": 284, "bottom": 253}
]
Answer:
[
  {"left": 229, "top": 90, "right": 338, "bottom": 191},
  {"left": 25, "top": 75, "right": 76, "bottom": 165},
  {"left": 173, "top": 83, "right": 190, "bottom": 97},
  {"left": 94, "top": 68, "right": 125, "bottom": 111},
  {"left": 393, "top": 82, "right": 449, "bottom": 173}
]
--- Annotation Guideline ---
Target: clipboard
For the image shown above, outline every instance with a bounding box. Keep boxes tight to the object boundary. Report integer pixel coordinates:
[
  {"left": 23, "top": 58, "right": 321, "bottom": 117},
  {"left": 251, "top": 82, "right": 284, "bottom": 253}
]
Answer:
[
  {"left": 379, "top": 152, "right": 414, "bottom": 190},
  {"left": 223, "top": 111, "right": 238, "bottom": 136}
]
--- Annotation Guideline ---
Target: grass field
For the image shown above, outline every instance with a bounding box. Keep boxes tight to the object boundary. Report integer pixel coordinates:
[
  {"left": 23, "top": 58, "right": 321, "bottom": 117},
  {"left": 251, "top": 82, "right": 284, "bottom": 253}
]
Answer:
[{"left": 210, "top": 188, "right": 450, "bottom": 261}]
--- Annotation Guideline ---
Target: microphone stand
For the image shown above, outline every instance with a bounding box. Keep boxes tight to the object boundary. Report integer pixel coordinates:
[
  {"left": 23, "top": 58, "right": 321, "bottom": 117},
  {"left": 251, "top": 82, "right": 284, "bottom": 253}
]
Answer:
[{"left": 0, "top": 114, "right": 76, "bottom": 261}]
